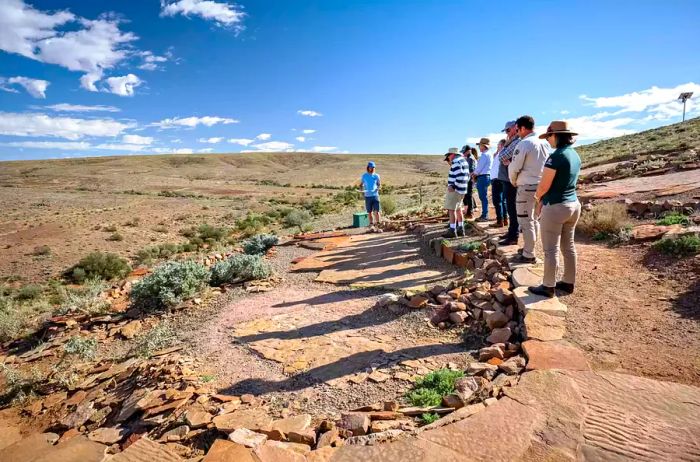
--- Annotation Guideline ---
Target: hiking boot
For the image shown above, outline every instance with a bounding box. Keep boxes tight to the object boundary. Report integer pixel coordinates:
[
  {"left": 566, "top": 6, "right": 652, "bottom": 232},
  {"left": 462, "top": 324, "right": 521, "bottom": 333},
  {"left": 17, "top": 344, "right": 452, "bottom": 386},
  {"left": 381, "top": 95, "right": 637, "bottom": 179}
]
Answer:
[
  {"left": 475, "top": 217, "right": 489, "bottom": 223},
  {"left": 528, "top": 284, "right": 555, "bottom": 298},
  {"left": 503, "top": 217, "right": 509, "bottom": 226},
  {"left": 512, "top": 254, "right": 536, "bottom": 264},
  {"left": 442, "top": 228, "right": 457, "bottom": 238},
  {"left": 556, "top": 281, "right": 575, "bottom": 294},
  {"left": 490, "top": 220, "right": 504, "bottom": 228},
  {"left": 465, "top": 213, "right": 474, "bottom": 220},
  {"left": 498, "top": 237, "right": 518, "bottom": 246}
]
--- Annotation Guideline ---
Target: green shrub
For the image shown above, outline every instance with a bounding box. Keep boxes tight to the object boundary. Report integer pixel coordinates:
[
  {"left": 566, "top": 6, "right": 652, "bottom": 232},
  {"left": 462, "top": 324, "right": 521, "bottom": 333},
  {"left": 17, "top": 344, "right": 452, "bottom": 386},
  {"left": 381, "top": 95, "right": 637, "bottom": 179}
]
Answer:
[
  {"left": 578, "top": 202, "right": 629, "bottom": 238},
  {"left": 457, "top": 241, "right": 481, "bottom": 253},
  {"left": 406, "top": 369, "right": 465, "bottom": 407},
  {"left": 656, "top": 212, "right": 690, "bottom": 226},
  {"left": 132, "top": 322, "right": 175, "bottom": 358},
  {"left": 380, "top": 196, "right": 397, "bottom": 215},
  {"left": 135, "top": 243, "right": 187, "bottom": 265},
  {"left": 15, "top": 284, "right": 42, "bottom": 301},
  {"left": 653, "top": 235, "right": 700, "bottom": 256},
  {"left": 236, "top": 213, "right": 272, "bottom": 236},
  {"left": 420, "top": 412, "right": 440, "bottom": 425},
  {"left": 0, "top": 295, "right": 52, "bottom": 342},
  {"left": 242, "top": 234, "right": 279, "bottom": 255},
  {"left": 209, "top": 254, "right": 272, "bottom": 286},
  {"left": 130, "top": 260, "right": 209, "bottom": 309},
  {"left": 303, "top": 197, "right": 335, "bottom": 216},
  {"left": 67, "top": 252, "right": 131, "bottom": 283},
  {"left": 333, "top": 190, "right": 360, "bottom": 206},
  {"left": 32, "top": 245, "right": 51, "bottom": 256},
  {"left": 153, "top": 225, "right": 169, "bottom": 233},
  {"left": 63, "top": 336, "right": 97, "bottom": 360},
  {"left": 284, "top": 209, "right": 313, "bottom": 233}
]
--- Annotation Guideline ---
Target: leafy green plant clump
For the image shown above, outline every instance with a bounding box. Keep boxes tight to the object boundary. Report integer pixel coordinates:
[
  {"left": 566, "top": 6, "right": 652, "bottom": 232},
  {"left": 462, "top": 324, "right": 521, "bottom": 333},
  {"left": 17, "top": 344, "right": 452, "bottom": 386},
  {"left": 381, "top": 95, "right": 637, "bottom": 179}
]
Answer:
[
  {"left": 63, "top": 336, "right": 98, "bottom": 361},
  {"left": 132, "top": 322, "right": 175, "bottom": 358},
  {"left": 420, "top": 412, "right": 440, "bottom": 425},
  {"left": 55, "top": 279, "right": 110, "bottom": 316},
  {"left": 242, "top": 234, "right": 279, "bottom": 255},
  {"left": 130, "top": 260, "right": 209, "bottom": 309},
  {"left": 284, "top": 209, "right": 313, "bottom": 233},
  {"left": 67, "top": 252, "right": 131, "bottom": 283},
  {"left": 15, "top": 284, "right": 42, "bottom": 301},
  {"left": 653, "top": 235, "right": 700, "bottom": 256},
  {"left": 406, "top": 368, "right": 465, "bottom": 407},
  {"left": 457, "top": 241, "right": 481, "bottom": 253},
  {"left": 380, "top": 196, "right": 397, "bottom": 215},
  {"left": 210, "top": 254, "right": 272, "bottom": 286},
  {"left": 656, "top": 212, "right": 690, "bottom": 226}
]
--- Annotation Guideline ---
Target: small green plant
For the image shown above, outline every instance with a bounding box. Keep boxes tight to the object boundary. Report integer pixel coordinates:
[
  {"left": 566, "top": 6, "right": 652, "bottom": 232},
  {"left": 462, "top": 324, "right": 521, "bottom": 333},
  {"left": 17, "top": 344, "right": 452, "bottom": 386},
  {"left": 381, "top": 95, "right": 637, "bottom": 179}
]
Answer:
[
  {"left": 209, "top": 254, "right": 272, "bottom": 286},
  {"left": 0, "top": 364, "right": 43, "bottom": 405},
  {"left": 284, "top": 209, "right": 313, "bottom": 233},
  {"left": 656, "top": 212, "right": 690, "bottom": 226},
  {"left": 31, "top": 245, "right": 51, "bottom": 256},
  {"left": 15, "top": 284, "right": 42, "bottom": 301},
  {"left": 420, "top": 412, "right": 440, "bottom": 425},
  {"left": 107, "top": 232, "right": 124, "bottom": 242},
  {"left": 200, "top": 374, "right": 216, "bottom": 383},
  {"left": 457, "top": 241, "right": 481, "bottom": 253},
  {"left": 132, "top": 322, "right": 175, "bottom": 358},
  {"left": 242, "top": 234, "right": 279, "bottom": 255},
  {"left": 236, "top": 213, "right": 272, "bottom": 236},
  {"left": 653, "top": 235, "right": 700, "bottom": 256},
  {"left": 63, "top": 336, "right": 97, "bottom": 360},
  {"left": 380, "top": 196, "right": 397, "bottom": 215},
  {"left": 56, "top": 279, "right": 110, "bottom": 316},
  {"left": 66, "top": 252, "right": 131, "bottom": 283},
  {"left": 130, "top": 260, "right": 209, "bottom": 309},
  {"left": 406, "top": 369, "right": 465, "bottom": 407}
]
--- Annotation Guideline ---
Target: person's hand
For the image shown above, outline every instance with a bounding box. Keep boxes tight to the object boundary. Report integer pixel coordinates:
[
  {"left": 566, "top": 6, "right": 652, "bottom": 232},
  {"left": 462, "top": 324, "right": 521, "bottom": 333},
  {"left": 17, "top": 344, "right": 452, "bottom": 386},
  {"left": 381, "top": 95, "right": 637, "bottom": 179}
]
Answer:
[
  {"left": 503, "top": 159, "right": 510, "bottom": 166},
  {"left": 535, "top": 200, "right": 543, "bottom": 218},
  {"left": 448, "top": 186, "right": 455, "bottom": 192}
]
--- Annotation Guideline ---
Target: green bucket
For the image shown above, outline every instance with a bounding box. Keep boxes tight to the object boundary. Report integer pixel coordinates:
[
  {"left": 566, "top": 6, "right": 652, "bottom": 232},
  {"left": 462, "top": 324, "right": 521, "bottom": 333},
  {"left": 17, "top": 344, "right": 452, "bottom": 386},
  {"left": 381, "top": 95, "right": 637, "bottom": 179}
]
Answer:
[{"left": 353, "top": 212, "right": 369, "bottom": 228}]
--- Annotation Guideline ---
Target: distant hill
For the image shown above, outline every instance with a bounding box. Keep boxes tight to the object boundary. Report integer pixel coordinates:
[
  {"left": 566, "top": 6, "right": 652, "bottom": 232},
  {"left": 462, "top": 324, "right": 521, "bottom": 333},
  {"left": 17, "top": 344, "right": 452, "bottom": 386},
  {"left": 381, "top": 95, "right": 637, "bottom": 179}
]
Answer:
[{"left": 577, "top": 116, "right": 700, "bottom": 167}]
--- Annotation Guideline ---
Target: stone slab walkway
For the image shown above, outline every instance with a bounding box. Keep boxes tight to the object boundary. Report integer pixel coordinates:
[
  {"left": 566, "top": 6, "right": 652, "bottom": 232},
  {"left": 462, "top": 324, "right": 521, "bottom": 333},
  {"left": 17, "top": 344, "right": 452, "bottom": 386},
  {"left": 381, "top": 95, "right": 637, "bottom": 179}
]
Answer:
[
  {"left": 579, "top": 168, "right": 700, "bottom": 200},
  {"left": 292, "top": 232, "right": 455, "bottom": 291}
]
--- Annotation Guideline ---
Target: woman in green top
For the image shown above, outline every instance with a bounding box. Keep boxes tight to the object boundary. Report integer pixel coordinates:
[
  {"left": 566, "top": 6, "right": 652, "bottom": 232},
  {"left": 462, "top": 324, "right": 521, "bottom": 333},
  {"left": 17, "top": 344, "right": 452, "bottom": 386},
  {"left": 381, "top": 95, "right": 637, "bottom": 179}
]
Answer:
[{"left": 528, "top": 121, "right": 582, "bottom": 298}]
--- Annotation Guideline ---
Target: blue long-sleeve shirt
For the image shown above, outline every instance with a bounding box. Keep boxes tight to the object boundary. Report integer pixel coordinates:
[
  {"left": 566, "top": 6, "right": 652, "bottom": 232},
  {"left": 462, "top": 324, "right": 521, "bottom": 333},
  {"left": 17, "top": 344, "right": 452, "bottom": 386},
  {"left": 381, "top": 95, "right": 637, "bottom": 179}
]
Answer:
[{"left": 473, "top": 151, "right": 493, "bottom": 176}]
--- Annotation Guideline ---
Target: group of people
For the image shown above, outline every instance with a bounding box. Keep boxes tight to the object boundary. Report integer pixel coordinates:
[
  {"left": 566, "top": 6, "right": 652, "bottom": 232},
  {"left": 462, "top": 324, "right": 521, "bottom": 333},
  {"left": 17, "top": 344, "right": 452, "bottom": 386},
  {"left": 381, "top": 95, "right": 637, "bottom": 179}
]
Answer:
[{"left": 442, "top": 115, "right": 582, "bottom": 298}]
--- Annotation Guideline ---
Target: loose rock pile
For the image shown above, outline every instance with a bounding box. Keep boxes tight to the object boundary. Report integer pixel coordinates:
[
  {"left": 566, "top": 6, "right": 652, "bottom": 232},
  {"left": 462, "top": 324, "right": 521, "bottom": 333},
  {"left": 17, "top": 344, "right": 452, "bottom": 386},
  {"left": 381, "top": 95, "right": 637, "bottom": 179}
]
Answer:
[{"left": 625, "top": 198, "right": 700, "bottom": 218}]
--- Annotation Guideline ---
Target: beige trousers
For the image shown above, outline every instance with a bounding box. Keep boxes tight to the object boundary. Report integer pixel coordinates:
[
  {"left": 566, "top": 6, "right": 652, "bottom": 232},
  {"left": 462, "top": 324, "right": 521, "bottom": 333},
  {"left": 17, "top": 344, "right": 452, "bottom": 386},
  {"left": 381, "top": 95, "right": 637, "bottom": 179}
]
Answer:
[
  {"left": 516, "top": 185, "right": 539, "bottom": 258},
  {"left": 540, "top": 201, "right": 581, "bottom": 287}
]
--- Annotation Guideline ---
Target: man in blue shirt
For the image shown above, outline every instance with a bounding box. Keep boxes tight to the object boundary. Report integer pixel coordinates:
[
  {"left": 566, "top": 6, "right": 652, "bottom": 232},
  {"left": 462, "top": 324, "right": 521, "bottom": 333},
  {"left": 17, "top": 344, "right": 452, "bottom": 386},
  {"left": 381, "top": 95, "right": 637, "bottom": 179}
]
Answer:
[{"left": 360, "top": 161, "right": 382, "bottom": 233}]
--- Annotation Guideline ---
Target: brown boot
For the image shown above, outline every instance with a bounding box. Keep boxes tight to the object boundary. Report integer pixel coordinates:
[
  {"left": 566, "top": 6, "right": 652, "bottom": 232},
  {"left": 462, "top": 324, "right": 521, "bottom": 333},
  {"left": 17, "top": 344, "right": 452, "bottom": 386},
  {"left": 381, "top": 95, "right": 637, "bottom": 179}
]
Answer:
[
  {"left": 503, "top": 216, "right": 509, "bottom": 227},
  {"left": 490, "top": 219, "right": 504, "bottom": 228},
  {"left": 465, "top": 213, "right": 474, "bottom": 220}
]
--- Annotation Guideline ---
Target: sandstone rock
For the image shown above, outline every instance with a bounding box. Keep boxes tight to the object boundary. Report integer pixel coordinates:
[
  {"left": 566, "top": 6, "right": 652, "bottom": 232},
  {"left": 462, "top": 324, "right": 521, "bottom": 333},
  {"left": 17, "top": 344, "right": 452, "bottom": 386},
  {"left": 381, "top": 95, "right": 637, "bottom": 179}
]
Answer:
[
  {"left": 523, "top": 310, "right": 566, "bottom": 341},
  {"left": 511, "top": 267, "right": 540, "bottom": 288},
  {"left": 213, "top": 409, "right": 273, "bottom": 433},
  {"left": 447, "top": 288, "right": 462, "bottom": 298},
  {"left": 442, "top": 394, "right": 466, "bottom": 409},
  {"left": 523, "top": 340, "right": 591, "bottom": 371},
  {"left": 202, "top": 439, "right": 258, "bottom": 462},
  {"left": 61, "top": 401, "right": 94, "bottom": 428},
  {"left": 161, "top": 425, "right": 189, "bottom": 442},
  {"left": 408, "top": 295, "right": 429, "bottom": 309},
  {"left": 513, "top": 286, "right": 567, "bottom": 317},
  {"left": 484, "top": 397, "right": 498, "bottom": 406},
  {"left": 109, "top": 436, "right": 182, "bottom": 462},
  {"left": 631, "top": 224, "right": 684, "bottom": 241},
  {"left": 370, "top": 419, "right": 411, "bottom": 433},
  {"left": 466, "top": 362, "right": 498, "bottom": 377},
  {"left": 448, "top": 311, "right": 468, "bottom": 324},
  {"left": 345, "top": 429, "right": 403, "bottom": 446},
  {"left": 430, "top": 285, "right": 447, "bottom": 296},
  {"left": 449, "top": 301, "right": 467, "bottom": 312},
  {"left": 485, "top": 311, "right": 509, "bottom": 329},
  {"left": 493, "top": 288, "right": 514, "bottom": 305},
  {"left": 367, "top": 411, "right": 401, "bottom": 420},
  {"left": 478, "top": 345, "right": 504, "bottom": 362},
  {"left": 498, "top": 356, "right": 526, "bottom": 375},
  {"left": 338, "top": 413, "right": 370, "bottom": 436},
  {"left": 383, "top": 401, "right": 399, "bottom": 411},
  {"left": 118, "top": 320, "right": 142, "bottom": 339},
  {"left": 229, "top": 428, "right": 268, "bottom": 449},
  {"left": 288, "top": 429, "right": 316, "bottom": 446},
  {"left": 0, "top": 433, "right": 59, "bottom": 462},
  {"left": 88, "top": 426, "right": 127, "bottom": 444},
  {"left": 453, "top": 376, "right": 488, "bottom": 403},
  {"left": 240, "top": 394, "right": 256, "bottom": 404},
  {"left": 316, "top": 428, "right": 340, "bottom": 448},
  {"left": 416, "top": 403, "right": 485, "bottom": 433},
  {"left": 184, "top": 408, "right": 213, "bottom": 428},
  {"left": 255, "top": 441, "right": 307, "bottom": 462},
  {"left": 367, "top": 371, "right": 390, "bottom": 383},
  {"left": 486, "top": 327, "right": 511, "bottom": 344},
  {"left": 271, "top": 414, "right": 312, "bottom": 436}
]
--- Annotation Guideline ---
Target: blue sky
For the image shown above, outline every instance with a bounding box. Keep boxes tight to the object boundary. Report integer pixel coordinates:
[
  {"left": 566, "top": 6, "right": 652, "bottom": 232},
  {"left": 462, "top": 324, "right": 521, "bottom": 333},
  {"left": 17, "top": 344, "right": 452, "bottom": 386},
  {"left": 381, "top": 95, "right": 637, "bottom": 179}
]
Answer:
[{"left": 1, "top": 0, "right": 699, "bottom": 160}]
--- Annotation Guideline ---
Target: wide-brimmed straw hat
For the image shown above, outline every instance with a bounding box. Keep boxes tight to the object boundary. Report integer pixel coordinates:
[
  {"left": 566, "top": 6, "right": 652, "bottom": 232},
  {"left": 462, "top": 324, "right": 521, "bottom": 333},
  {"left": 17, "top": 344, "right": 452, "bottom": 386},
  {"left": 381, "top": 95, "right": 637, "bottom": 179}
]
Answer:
[
  {"left": 539, "top": 120, "right": 578, "bottom": 139},
  {"left": 443, "top": 147, "right": 460, "bottom": 160},
  {"left": 476, "top": 137, "right": 490, "bottom": 147}
]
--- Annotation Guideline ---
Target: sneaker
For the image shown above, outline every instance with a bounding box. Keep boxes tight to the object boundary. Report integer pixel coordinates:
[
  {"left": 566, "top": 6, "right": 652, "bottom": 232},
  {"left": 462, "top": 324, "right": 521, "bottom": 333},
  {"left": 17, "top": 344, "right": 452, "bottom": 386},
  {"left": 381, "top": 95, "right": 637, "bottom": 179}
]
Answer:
[
  {"left": 498, "top": 237, "right": 518, "bottom": 246},
  {"left": 511, "top": 254, "right": 536, "bottom": 264},
  {"left": 528, "top": 284, "right": 555, "bottom": 298},
  {"left": 375, "top": 227, "right": 384, "bottom": 234},
  {"left": 442, "top": 228, "right": 457, "bottom": 238},
  {"left": 555, "top": 281, "right": 575, "bottom": 294},
  {"left": 475, "top": 217, "right": 489, "bottom": 223}
]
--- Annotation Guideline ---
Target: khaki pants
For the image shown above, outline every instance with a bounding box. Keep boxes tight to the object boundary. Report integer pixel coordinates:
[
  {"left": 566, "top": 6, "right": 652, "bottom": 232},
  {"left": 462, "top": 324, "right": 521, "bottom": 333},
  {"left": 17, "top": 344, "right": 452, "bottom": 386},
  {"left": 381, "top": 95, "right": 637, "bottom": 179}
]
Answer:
[
  {"left": 540, "top": 201, "right": 581, "bottom": 287},
  {"left": 516, "top": 185, "right": 539, "bottom": 258}
]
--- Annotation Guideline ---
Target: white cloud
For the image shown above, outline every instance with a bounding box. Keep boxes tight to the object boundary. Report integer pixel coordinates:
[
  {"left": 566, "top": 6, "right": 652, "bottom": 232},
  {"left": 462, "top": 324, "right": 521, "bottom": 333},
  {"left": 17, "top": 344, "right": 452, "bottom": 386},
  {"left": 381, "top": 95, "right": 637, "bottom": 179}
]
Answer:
[
  {"left": 228, "top": 138, "right": 253, "bottom": 146},
  {"left": 298, "top": 110, "right": 322, "bottom": 117},
  {"left": 138, "top": 50, "right": 170, "bottom": 71},
  {"left": 560, "top": 110, "right": 570, "bottom": 115},
  {"left": 302, "top": 129, "right": 316, "bottom": 134},
  {"left": 104, "top": 74, "right": 142, "bottom": 97},
  {"left": 151, "top": 147, "right": 194, "bottom": 154},
  {"left": 0, "top": 76, "right": 49, "bottom": 98},
  {"left": 43, "top": 103, "right": 120, "bottom": 112},
  {"left": 198, "top": 137, "right": 224, "bottom": 143},
  {"left": 198, "top": 148, "right": 214, "bottom": 153},
  {"left": 253, "top": 141, "right": 294, "bottom": 151},
  {"left": 256, "top": 133, "right": 271, "bottom": 140},
  {"left": 160, "top": 0, "right": 246, "bottom": 31},
  {"left": 122, "top": 134, "right": 153, "bottom": 145},
  {"left": 580, "top": 83, "right": 700, "bottom": 114},
  {"left": 0, "top": 0, "right": 74, "bottom": 57},
  {"left": 152, "top": 116, "right": 239, "bottom": 129},
  {"left": 295, "top": 136, "right": 306, "bottom": 142},
  {"left": 1, "top": 140, "right": 91, "bottom": 150},
  {"left": 93, "top": 143, "right": 148, "bottom": 152},
  {"left": 0, "top": 112, "right": 135, "bottom": 140},
  {"left": 311, "top": 146, "right": 337, "bottom": 152}
]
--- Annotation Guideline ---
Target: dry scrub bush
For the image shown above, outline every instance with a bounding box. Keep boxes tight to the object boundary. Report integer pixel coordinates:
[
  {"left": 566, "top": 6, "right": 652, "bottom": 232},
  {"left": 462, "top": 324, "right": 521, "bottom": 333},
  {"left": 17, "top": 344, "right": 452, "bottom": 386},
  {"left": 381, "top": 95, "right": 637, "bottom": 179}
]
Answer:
[
  {"left": 63, "top": 336, "right": 98, "bottom": 361},
  {"left": 130, "top": 260, "right": 209, "bottom": 310},
  {"left": 577, "top": 202, "right": 630, "bottom": 239},
  {"left": 242, "top": 234, "right": 279, "bottom": 255},
  {"left": 55, "top": 279, "right": 110, "bottom": 316},
  {"left": 132, "top": 322, "right": 175, "bottom": 358},
  {"left": 380, "top": 196, "right": 397, "bottom": 215},
  {"left": 209, "top": 254, "right": 271, "bottom": 286},
  {"left": 67, "top": 252, "right": 131, "bottom": 283}
]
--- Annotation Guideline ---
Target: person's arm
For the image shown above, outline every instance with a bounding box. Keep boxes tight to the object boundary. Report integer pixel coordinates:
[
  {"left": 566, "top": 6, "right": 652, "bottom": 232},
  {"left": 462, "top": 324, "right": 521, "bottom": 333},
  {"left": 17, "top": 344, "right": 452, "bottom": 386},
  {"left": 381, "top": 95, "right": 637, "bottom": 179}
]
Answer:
[
  {"left": 534, "top": 167, "right": 556, "bottom": 216},
  {"left": 508, "top": 143, "right": 527, "bottom": 185}
]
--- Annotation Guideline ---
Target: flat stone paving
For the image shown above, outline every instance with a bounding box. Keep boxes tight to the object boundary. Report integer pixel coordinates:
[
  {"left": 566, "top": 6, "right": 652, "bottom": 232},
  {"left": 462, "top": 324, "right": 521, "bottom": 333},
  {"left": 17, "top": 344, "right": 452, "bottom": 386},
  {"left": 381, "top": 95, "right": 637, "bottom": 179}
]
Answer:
[
  {"left": 579, "top": 168, "right": 700, "bottom": 199},
  {"left": 293, "top": 232, "right": 455, "bottom": 291}
]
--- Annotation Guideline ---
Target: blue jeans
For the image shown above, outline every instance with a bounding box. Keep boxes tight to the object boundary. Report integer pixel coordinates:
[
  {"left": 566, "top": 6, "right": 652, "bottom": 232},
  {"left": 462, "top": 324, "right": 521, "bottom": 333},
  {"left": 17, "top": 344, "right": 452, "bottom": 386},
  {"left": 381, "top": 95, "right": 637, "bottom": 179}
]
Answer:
[
  {"left": 476, "top": 175, "right": 490, "bottom": 219},
  {"left": 491, "top": 179, "right": 506, "bottom": 221}
]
